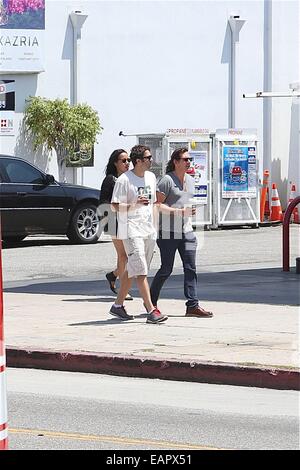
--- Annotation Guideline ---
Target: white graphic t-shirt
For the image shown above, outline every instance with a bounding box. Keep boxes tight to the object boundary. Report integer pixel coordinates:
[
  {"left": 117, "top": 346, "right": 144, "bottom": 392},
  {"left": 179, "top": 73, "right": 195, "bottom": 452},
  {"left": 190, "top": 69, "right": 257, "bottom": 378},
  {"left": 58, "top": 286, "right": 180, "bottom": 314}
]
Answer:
[{"left": 111, "top": 170, "right": 157, "bottom": 239}]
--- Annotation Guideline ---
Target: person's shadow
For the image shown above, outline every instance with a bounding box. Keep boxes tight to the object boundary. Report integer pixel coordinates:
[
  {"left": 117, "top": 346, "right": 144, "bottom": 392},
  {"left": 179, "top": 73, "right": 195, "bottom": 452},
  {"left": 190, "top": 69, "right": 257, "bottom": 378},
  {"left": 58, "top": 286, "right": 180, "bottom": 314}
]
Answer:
[{"left": 69, "top": 312, "right": 148, "bottom": 327}]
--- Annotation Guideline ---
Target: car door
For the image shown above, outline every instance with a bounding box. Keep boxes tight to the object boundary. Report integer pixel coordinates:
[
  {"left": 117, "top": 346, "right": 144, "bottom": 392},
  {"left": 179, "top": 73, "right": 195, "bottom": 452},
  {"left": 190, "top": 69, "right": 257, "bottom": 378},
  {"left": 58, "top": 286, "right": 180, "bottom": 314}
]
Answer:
[
  {"left": 0, "top": 159, "right": 25, "bottom": 235},
  {"left": 0, "top": 158, "right": 70, "bottom": 235}
]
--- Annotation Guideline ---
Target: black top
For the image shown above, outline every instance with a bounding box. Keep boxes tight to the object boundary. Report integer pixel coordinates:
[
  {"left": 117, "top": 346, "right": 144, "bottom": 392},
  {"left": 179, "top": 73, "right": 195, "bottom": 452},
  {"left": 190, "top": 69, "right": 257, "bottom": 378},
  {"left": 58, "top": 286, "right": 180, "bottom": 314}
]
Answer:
[
  {"left": 99, "top": 174, "right": 117, "bottom": 204},
  {"left": 99, "top": 174, "right": 118, "bottom": 237}
]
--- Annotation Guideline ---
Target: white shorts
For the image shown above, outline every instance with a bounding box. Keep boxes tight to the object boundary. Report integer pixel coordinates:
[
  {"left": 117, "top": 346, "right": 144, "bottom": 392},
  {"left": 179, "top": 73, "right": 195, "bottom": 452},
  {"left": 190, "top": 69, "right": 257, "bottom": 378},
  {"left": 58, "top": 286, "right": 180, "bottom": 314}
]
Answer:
[{"left": 123, "top": 237, "right": 156, "bottom": 278}]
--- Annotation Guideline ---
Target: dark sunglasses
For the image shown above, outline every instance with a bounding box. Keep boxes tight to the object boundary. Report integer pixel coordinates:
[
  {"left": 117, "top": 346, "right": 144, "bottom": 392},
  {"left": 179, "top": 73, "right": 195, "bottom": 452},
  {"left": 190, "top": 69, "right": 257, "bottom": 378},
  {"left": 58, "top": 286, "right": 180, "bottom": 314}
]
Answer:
[
  {"left": 120, "top": 158, "right": 131, "bottom": 163},
  {"left": 142, "top": 155, "right": 152, "bottom": 161},
  {"left": 179, "top": 157, "right": 192, "bottom": 162}
]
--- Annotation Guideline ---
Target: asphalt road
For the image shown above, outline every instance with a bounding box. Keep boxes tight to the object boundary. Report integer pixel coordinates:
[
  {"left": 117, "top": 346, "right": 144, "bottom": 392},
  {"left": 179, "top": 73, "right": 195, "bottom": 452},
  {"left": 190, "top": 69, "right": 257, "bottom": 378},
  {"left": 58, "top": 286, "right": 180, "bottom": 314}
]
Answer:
[
  {"left": 2, "top": 225, "right": 299, "bottom": 284},
  {"left": 6, "top": 368, "right": 300, "bottom": 450}
]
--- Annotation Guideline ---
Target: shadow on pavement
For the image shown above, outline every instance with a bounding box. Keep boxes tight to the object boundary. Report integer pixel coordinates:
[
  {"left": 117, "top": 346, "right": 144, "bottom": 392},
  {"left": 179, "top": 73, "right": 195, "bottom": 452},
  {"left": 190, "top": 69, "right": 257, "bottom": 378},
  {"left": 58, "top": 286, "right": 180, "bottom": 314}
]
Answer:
[
  {"left": 4, "top": 268, "right": 300, "bottom": 306},
  {"left": 69, "top": 319, "right": 127, "bottom": 326},
  {"left": 69, "top": 312, "right": 149, "bottom": 327},
  {"left": 2, "top": 238, "right": 110, "bottom": 249},
  {"left": 64, "top": 297, "right": 116, "bottom": 303}
]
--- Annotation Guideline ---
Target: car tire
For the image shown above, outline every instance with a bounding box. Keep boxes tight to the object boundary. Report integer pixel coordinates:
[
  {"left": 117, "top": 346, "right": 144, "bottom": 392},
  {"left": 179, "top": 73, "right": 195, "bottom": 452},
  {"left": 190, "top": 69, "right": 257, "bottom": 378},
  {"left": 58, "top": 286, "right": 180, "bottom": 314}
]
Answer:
[{"left": 67, "top": 203, "right": 101, "bottom": 244}]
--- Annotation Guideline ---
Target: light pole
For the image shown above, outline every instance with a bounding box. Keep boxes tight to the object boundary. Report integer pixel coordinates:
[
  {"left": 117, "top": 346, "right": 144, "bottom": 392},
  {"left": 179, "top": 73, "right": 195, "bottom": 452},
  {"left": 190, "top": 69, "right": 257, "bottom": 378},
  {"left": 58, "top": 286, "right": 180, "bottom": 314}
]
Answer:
[
  {"left": 228, "top": 15, "right": 246, "bottom": 128},
  {"left": 243, "top": 83, "right": 300, "bottom": 203},
  {"left": 70, "top": 11, "right": 88, "bottom": 185}
]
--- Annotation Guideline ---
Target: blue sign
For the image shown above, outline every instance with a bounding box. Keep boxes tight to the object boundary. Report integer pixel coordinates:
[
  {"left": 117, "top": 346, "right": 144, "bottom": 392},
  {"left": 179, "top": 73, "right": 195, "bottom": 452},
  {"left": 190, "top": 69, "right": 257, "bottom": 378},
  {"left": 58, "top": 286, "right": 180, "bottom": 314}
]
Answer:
[{"left": 222, "top": 146, "right": 256, "bottom": 198}]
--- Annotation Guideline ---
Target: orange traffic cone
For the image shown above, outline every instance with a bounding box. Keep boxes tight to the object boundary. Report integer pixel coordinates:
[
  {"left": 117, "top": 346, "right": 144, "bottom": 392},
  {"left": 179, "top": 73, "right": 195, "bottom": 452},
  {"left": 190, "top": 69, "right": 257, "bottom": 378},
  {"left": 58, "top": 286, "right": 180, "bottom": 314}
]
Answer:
[
  {"left": 270, "top": 183, "right": 283, "bottom": 222},
  {"left": 264, "top": 186, "right": 270, "bottom": 219},
  {"left": 294, "top": 204, "right": 299, "bottom": 224},
  {"left": 260, "top": 170, "right": 270, "bottom": 222},
  {"left": 288, "top": 184, "right": 296, "bottom": 222}
]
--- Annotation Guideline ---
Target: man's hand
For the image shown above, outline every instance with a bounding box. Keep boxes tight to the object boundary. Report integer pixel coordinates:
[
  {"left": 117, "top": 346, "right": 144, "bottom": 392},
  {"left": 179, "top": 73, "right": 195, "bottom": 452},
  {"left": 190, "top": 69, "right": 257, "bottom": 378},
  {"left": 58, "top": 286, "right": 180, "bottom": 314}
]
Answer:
[
  {"left": 137, "top": 195, "right": 150, "bottom": 205},
  {"left": 181, "top": 206, "right": 196, "bottom": 217}
]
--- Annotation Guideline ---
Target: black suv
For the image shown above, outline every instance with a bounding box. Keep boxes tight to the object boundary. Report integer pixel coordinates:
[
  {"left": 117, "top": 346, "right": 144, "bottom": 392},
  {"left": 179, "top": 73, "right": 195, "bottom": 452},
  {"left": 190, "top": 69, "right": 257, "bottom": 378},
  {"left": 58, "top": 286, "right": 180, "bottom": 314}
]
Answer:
[{"left": 0, "top": 155, "right": 101, "bottom": 244}]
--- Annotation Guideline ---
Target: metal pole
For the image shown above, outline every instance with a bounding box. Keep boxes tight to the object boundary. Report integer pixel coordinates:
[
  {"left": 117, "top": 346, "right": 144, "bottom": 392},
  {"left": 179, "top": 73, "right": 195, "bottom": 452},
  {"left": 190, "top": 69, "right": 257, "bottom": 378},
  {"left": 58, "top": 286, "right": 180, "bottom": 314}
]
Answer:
[
  {"left": 228, "top": 16, "right": 246, "bottom": 128},
  {"left": 0, "top": 217, "right": 8, "bottom": 450},
  {"left": 243, "top": 91, "right": 300, "bottom": 98},
  {"left": 230, "top": 30, "right": 236, "bottom": 128},
  {"left": 70, "top": 12, "right": 88, "bottom": 186},
  {"left": 282, "top": 196, "right": 300, "bottom": 271}
]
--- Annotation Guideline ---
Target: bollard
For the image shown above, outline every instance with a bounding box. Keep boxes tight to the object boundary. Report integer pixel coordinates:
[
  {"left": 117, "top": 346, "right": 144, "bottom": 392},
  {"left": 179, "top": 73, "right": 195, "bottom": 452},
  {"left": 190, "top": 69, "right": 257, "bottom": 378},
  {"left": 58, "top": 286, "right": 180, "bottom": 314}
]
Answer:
[
  {"left": 0, "top": 220, "right": 8, "bottom": 450},
  {"left": 283, "top": 196, "right": 300, "bottom": 271}
]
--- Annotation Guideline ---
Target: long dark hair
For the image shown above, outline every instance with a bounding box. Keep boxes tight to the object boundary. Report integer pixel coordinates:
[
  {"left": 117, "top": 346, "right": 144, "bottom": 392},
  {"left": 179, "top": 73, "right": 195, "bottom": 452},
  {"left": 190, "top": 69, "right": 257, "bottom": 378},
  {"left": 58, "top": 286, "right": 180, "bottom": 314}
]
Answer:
[
  {"left": 166, "top": 147, "right": 189, "bottom": 173},
  {"left": 105, "top": 149, "right": 127, "bottom": 177}
]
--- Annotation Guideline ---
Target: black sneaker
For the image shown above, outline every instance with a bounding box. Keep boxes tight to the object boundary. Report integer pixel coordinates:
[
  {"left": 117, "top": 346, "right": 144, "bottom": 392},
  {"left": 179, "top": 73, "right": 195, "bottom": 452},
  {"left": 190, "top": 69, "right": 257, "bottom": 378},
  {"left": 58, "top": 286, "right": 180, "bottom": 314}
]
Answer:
[
  {"left": 146, "top": 308, "right": 168, "bottom": 324},
  {"left": 109, "top": 305, "right": 134, "bottom": 321}
]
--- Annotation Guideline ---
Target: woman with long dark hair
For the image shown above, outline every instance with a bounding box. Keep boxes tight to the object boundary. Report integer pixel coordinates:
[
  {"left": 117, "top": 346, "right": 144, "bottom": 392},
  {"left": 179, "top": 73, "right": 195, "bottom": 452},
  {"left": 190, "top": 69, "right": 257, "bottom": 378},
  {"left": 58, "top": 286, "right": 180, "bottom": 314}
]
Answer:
[{"left": 99, "top": 149, "right": 133, "bottom": 300}]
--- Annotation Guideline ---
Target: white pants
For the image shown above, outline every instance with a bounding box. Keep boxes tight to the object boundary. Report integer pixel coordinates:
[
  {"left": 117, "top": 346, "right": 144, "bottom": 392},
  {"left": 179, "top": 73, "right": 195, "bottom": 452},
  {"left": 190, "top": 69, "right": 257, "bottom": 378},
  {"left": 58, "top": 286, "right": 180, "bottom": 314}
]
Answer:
[{"left": 123, "top": 237, "right": 156, "bottom": 278}]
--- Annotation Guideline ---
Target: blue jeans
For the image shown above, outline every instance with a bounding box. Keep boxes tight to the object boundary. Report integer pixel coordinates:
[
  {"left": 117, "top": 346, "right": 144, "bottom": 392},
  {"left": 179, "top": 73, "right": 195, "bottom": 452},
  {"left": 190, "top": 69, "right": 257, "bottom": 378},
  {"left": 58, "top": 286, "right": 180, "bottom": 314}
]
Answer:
[{"left": 150, "top": 231, "right": 198, "bottom": 308}]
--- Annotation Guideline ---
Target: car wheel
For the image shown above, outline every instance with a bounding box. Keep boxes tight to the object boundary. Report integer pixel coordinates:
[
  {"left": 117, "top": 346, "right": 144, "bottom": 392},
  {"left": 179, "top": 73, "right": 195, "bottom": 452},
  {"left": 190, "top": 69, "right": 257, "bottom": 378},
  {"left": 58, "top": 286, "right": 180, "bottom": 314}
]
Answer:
[{"left": 67, "top": 203, "right": 101, "bottom": 244}]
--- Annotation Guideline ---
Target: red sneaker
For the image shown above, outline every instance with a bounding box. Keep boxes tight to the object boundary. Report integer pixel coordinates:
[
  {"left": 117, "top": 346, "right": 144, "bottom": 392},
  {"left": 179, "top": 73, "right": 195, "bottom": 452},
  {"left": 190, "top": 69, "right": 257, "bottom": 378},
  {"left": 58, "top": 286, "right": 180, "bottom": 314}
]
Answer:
[{"left": 146, "top": 308, "right": 168, "bottom": 324}]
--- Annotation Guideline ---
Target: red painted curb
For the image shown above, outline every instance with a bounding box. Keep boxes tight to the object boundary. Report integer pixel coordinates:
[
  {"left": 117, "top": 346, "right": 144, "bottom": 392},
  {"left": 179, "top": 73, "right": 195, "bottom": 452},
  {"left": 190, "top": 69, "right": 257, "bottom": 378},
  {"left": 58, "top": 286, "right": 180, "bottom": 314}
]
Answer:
[{"left": 6, "top": 347, "right": 300, "bottom": 391}]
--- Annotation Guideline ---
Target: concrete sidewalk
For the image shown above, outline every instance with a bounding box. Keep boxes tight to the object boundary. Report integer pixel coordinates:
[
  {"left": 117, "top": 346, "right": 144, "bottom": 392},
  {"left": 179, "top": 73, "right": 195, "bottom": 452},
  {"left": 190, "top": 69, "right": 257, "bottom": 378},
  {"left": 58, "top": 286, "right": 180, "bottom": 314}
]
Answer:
[{"left": 4, "top": 268, "right": 300, "bottom": 390}]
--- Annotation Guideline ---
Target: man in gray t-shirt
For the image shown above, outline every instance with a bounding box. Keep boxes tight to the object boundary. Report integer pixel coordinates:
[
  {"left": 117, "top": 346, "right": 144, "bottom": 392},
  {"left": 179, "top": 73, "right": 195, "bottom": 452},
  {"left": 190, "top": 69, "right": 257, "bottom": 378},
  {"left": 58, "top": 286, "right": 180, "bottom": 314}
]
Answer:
[
  {"left": 158, "top": 170, "right": 194, "bottom": 237},
  {"left": 150, "top": 148, "right": 213, "bottom": 318}
]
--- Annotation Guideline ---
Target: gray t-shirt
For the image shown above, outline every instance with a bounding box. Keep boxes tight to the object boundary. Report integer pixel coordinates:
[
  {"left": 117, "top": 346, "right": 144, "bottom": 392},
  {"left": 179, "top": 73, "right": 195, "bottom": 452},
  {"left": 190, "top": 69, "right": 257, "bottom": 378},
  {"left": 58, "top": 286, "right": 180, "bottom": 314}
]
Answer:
[{"left": 158, "top": 172, "right": 194, "bottom": 234}]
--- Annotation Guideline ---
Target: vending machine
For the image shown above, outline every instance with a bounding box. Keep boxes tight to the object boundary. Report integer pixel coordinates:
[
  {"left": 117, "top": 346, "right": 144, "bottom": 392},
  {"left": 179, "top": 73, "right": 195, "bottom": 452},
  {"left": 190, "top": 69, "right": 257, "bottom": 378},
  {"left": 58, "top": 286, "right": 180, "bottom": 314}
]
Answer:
[
  {"left": 213, "top": 129, "right": 259, "bottom": 227},
  {"left": 137, "top": 134, "right": 165, "bottom": 178},
  {"left": 161, "top": 129, "right": 213, "bottom": 226}
]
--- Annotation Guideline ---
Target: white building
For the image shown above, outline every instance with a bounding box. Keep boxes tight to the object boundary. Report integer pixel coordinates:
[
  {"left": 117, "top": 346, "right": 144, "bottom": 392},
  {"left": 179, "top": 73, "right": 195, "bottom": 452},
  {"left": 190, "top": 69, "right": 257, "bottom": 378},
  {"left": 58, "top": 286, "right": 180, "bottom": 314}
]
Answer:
[{"left": 0, "top": 0, "right": 299, "bottom": 206}]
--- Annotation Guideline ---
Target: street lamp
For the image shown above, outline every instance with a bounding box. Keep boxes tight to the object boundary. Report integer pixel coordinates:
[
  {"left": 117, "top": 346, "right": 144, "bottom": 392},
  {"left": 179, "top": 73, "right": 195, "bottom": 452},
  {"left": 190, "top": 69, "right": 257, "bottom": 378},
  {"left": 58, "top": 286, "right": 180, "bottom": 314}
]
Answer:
[
  {"left": 70, "top": 11, "right": 88, "bottom": 185},
  {"left": 228, "top": 15, "right": 246, "bottom": 128}
]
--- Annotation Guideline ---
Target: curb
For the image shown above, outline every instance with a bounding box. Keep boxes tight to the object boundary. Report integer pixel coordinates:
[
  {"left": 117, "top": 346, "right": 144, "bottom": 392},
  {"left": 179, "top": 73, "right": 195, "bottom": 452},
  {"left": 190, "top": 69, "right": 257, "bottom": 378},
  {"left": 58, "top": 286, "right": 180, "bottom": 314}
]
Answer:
[{"left": 6, "top": 347, "right": 300, "bottom": 391}]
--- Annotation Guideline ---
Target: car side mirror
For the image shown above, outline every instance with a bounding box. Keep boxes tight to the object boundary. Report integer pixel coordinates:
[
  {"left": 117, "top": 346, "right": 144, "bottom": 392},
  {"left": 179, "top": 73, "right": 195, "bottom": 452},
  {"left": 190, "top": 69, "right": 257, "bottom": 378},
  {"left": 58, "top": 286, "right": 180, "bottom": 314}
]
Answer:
[{"left": 44, "top": 174, "right": 55, "bottom": 185}]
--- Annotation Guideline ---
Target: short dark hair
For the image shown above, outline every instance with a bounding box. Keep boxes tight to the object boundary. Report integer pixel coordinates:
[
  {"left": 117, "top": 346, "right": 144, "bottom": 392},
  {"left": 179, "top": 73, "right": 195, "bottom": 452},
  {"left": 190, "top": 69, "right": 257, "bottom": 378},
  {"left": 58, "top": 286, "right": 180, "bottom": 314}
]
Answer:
[
  {"left": 166, "top": 147, "right": 189, "bottom": 173},
  {"left": 130, "top": 145, "right": 150, "bottom": 166}
]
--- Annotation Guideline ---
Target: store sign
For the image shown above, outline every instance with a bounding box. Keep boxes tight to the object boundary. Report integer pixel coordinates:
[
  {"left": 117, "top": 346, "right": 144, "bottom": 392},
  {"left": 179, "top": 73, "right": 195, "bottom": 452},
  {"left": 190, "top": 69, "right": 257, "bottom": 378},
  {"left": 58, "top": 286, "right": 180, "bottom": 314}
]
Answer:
[
  {"left": 66, "top": 145, "right": 95, "bottom": 168},
  {"left": 0, "top": 79, "right": 15, "bottom": 110},
  {"left": 166, "top": 128, "right": 210, "bottom": 136},
  {"left": 0, "top": 79, "right": 15, "bottom": 134},
  {"left": 222, "top": 145, "right": 257, "bottom": 198},
  {"left": 189, "top": 150, "right": 208, "bottom": 204},
  {"left": 0, "top": 1, "right": 45, "bottom": 73},
  {"left": 0, "top": 110, "right": 14, "bottom": 134}
]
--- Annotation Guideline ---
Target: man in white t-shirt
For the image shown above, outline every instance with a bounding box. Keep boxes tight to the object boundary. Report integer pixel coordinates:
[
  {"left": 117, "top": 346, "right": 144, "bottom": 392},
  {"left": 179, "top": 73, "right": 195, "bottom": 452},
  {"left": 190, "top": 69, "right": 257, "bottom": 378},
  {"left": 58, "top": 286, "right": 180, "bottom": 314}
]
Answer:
[{"left": 109, "top": 145, "right": 168, "bottom": 324}]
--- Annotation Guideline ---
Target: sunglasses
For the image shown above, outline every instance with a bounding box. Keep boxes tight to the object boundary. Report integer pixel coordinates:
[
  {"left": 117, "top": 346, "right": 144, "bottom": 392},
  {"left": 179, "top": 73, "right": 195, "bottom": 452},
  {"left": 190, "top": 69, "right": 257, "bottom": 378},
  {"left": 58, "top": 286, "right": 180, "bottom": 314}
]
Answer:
[
  {"left": 179, "top": 157, "right": 192, "bottom": 162},
  {"left": 142, "top": 155, "right": 152, "bottom": 161},
  {"left": 120, "top": 158, "right": 131, "bottom": 163}
]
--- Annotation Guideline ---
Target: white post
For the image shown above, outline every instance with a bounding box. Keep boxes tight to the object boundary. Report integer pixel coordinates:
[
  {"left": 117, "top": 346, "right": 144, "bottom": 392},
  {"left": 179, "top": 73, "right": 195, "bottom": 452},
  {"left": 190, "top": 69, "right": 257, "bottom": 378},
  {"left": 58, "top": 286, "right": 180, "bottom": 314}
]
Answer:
[
  {"left": 288, "top": 82, "right": 300, "bottom": 198},
  {"left": 263, "top": 0, "right": 272, "bottom": 179},
  {"left": 228, "top": 16, "right": 246, "bottom": 128},
  {"left": 70, "top": 11, "right": 88, "bottom": 186}
]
